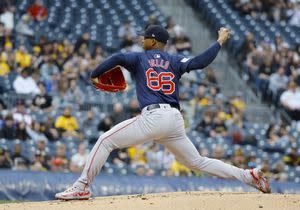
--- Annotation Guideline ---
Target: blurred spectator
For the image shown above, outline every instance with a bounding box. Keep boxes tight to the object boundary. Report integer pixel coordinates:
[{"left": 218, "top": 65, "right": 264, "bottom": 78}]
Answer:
[
  {"left": 82, "top": 110, "right": 95, "bottom": 129},
  {"left": 260, "top": 159, "right": 272, "bottom": 177},
  {"left": 55, "top": 106, "right": 80, "bottom": 138},
  {"left": 204, "top": 68, "right": 217, "bottom": 84},
  {"left": 30, "top": 150, "right": 47, "bottom": 171},
  {"left": 127, "top": 99, "right": 140, "bottom": 118},
  {"left": 195, "top": 109, "right": 214, "bottom": 137},
  {"left": 74, "top": 33, "right": 90, "bottom": 53},
  {"left": 36, "top": 139, "right": 49, "bottom": 158},
  {"left": 231, "top": 148, "right": 246, "bottom": 169},
  {"left": 64, "top": 79, "right": 84, "bottom": 104},
  {"left": 271, "top": 161, "right": 288, "bottom": 182},
  {"left": 283, "top": 146, "right": 300, "bottom": 166},
  {"left": 27, "top": 0, "right": 48, "bottom": 21},
  {"left": 12, "top": 99, "right": 32, "bottom": 125},
  {"left": 266, "top": 124, "right": 280, "bottom": 146},
  {"left": 170, "top": 160, "right": 191, "bottom": 176},
  {"left": 43, "top": 116, "right": 59, "bottom": 141},
  {"left": 32, "top": 82, "right": 53, "bottom": 111},
  {"left": 289, "top": 2, "right": 300, "bottom": 26},
  {"left": 70, "top": 143, "right": 89, "bottom": 173},
  {"left": 128, "top": 144, "right": 147, "bottom": 165},
  {"left": 111, "top": 103, "right": 127, "bottom": 125},
  {"left": 13, "top": 68, "right": 40, "bottom": 94},
  {"left": 15, "top": 45, "right": 31, "bottom": 68},
  {"left": 15, "top": 14, "right": 34, "bottom": 39},
  {"left": 15, "top": 122, "right": 28, "bottom": 141},
  {"left": 0, "top": 114, "right": 16, "bottom": 139},
  {"left": 268, "top": 66, "right": 289, "bottom": 100},
  {"left": 0, "top": 147, "right": 12, "bottom": 168},
  {"left": 26, "top": 121, "right": 48, "bottom": 143},
  {"left": 211, "top": 145, "right": 226, "bottom": 162},
  {"left": 0, "top": 51, "right": 10, "bottom": 76},
  {"left": 109, "top": 148, "right": 130, "bottom": 165},
  {"left": 97, "top": 115, "right": 113, "bottom": 132},
  {"left": 11, "top": 143, "right": 30, "bottom": 170},
  {"left": 118, "top": 20, "right": 137, "bottom": 48},
  {"left": 50, "top": 143, "right": 69, "bottom": 172},
  {"left": 0, "top": 5, "right": 14, "bottom": 32},
  {"left": 172, "top": 26, "right": 192, "bottom": 53},
  {"left": 145, "top": 14, "right": 159, "bottom": 29},
  {"left": 40, "top": 56, "right": 59, "bottom": 82},
  {"left": 280, "top": 82, "right": 300, "bottom": 121}
]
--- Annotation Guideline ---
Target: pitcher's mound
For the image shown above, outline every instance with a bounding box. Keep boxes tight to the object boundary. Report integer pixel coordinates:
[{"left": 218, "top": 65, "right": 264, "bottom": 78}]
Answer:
[{"left": 1, "top": 191, "right": 300, "bottom": 210}]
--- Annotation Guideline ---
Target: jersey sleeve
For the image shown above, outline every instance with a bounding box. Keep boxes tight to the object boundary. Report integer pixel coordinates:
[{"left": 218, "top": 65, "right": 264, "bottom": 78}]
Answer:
[
  {"left": 90, "top": 52, "right": 139, "bottom": 77},
  {"left": 122, "top": 52, "right": 140, "bottom": 72},
  {"left": 176, "top": 42, "right": 221, "bottom": 75}
]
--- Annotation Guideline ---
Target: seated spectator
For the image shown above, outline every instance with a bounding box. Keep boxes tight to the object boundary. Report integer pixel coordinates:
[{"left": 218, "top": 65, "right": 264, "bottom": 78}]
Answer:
[
  {"left": 50, "top": 143, "right": 69, "bottom": 172},
  {"left": 128, "top": 144, "right": 147, "bottom": 165},
  {"left": 15, "top": 45, "right": 31, "bottom": 68},
  {"left": 173, "top": 27, "right": 192, "bottom": 53},
  {"left": 12, "top": 99, "right": 32, "bottom": 125},
  {"left": 111, "top": 103, "right": 127, "bottom": 125},
  {"left": 280, "top": 82, "right": 300, "bottom": 121},
  {"left": 271, "top": 161, "right": 288, "bottom": 182},
  {"left": 0, "top": 53, "right": 10, "bottom": 76},
  {"left": 231, "top": 148, "right": 246, "bottom": 169},
  {"left": 13, "top": 68, "right": 40, "bottom": 95},
  {"left": 70, "top": 143, "right": 89, "bottom": 173},
  {"left": 55, "top": 106, "right": 81, "bottom": 138},
  {"left": 74, "top": 33, "right": 90, "bottom": 53},
  {"left": 43, "top": 116, "right": 59, "bottom": 141},
  {"left": 0, "top": 5, "right": 14, "bottom": 33},
  {"left": 211, "top": 112, "right": 228, "bottom": 138},
  {"left": 283, "top": 146, "right": 300, "bottom": 166},
  {"left": 211, "top": 145, "right": 226, "bottom": 162},
  {"left": 127, "top": 99, "right": 140, "bottom": 118},
  {"left": 11, "top": 143, "right": 30, "bottom": 170},
  {"left": 195, "top": 109, "right": 214, "bottom": 137},
  {"left": 32, "top": 82, "right": 53, "bottom": 111},
  {"left": 15, "top": 14, "right": 34, "bottom": 38},
  {"left": 118, "top": 20, "right": 136, "bottom": 43},
  {"left": 260, "top": 159, "right": 272, "bottom": 177},
  {"left": 170, "top": 160, "right": 191, "bottom": 177},
  {"left": 27, "top": 0, "right": 47, "bottom": 21},
  {"left": 145, "top": 143, "right": 163, "bottom": 169},
  {"left": 36, "top": 139, "right": 49, "bottom": 158},
  {"left": 64, "top": 79, "right": 84, "bottom": 104},
  {"left": 0, "top": 146, "right": 12, "bottom": 169},
  {"left": 30, "top": 150, "right": 48, "bottom": 171},
  {"left": 26, "top": 121, "right": 48, "bottom": 143},
  {"left": 268, "top": 66, "right": 289, "bottom": 101},
  {"left": 82, "top": 110, "right": 95, "bottom": 129},
  {"left": 97, "top": 116, "right": 113, "bottom": 132},
  {"left": 40, "top": 56, "right": 59, "bottom": 82},
  {"left": 266, "top": 124, "right": 280, "bottom": 146},
  {"left": 109, "top": 148, "right": 130, "bottom": 165},
  {"left": 15, "top": 122, "right": 28, "bottom": 141},
  {"left": 0, "top": 114, "right": 16, "bottom": 140}
]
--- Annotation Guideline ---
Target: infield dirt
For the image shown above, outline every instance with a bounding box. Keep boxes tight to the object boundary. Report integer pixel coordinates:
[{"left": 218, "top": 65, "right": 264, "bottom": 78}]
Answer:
[{"left": 0, "top": 191, "right": 299, "bottom": 210}]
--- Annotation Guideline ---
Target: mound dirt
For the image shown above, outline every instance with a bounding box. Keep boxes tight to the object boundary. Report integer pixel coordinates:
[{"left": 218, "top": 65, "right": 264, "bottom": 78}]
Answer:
[{"left": 1, "top": 191, "right": 299, "bottom": 210}]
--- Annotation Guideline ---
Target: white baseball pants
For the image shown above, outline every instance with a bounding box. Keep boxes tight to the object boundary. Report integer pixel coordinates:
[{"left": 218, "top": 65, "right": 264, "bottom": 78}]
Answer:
[{"left": 75, "top": 104, "right": 251, "bottom": 188}]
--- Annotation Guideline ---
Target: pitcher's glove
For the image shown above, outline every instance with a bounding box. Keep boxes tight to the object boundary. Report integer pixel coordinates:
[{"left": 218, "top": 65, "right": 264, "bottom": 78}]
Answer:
[{"left": 91, "top": 66, "right": 126, "bottom": 92}]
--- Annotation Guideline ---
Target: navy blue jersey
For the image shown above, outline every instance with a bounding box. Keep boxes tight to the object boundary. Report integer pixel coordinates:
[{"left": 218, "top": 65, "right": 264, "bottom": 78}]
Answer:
[
  {"left": 91, "top": 42, "right": 221, "bottom": 109},
  {"left": 122, "top": 50, "right": 189, "bottom": 108}
]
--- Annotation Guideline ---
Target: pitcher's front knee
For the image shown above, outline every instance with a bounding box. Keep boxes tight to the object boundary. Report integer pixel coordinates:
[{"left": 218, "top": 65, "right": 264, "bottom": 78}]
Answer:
[{"left": 96, "top": 136, "right": 116, "bottom": 153}]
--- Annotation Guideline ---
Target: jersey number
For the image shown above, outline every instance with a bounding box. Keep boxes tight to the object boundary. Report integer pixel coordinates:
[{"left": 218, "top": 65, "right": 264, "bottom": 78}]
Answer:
[{"left": 146, "top": 68, "right": 175, "bottom": 94}]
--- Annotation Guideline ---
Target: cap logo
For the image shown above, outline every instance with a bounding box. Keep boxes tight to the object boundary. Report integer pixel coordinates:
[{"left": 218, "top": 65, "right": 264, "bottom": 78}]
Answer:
[
  {"left": 151, "top": 34, "right": 155, "bottom": 37},
  {"left": 154, "top": 54, "right": 161, "bottom": 58}
]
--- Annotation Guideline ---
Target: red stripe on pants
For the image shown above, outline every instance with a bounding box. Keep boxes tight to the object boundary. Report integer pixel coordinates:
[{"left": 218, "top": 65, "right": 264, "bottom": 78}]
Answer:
[{"left": 86, "top": 118, "right": 138, "bottom": 184}]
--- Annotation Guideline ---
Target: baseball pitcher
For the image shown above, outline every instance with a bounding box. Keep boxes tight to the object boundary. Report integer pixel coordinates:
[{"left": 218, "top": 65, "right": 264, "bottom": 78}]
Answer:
[{"left": 55, "top": 25, "right": 271, "bottom": 200}]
